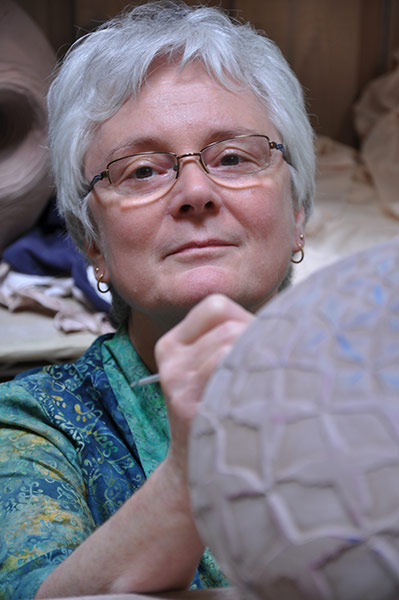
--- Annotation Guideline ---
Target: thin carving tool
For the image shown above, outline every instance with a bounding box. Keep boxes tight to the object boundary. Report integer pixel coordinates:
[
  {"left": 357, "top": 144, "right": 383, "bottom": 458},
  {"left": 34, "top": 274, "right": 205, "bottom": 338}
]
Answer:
[{"left": 131, "top": 373, "right": 160, "bottom": 387}]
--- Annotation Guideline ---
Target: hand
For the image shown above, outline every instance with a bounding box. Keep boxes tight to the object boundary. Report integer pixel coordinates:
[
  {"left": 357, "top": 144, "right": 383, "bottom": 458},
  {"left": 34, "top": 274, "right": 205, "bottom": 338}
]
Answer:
[{"left": 155, "top": 294, "right": 253, "bottom": 475}]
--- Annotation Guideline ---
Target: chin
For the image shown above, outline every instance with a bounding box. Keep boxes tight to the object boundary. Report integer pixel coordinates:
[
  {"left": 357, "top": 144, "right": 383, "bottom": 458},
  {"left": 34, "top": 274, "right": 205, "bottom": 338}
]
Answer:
[
  {"left": 168, "top": 284, "right": 272, "bottom": 316},
  {"left": 171, "top": 267, "right": 235, "bottom": 301},
  {"left": 174, "top": 286, "right": 229, "bottom": 309}
]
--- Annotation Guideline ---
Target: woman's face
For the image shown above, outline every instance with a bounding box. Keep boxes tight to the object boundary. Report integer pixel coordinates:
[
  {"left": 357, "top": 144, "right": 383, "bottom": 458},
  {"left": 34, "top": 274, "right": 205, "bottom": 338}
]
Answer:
[{"left": 85, "top": 62, "right": 304, "bottom": 330}]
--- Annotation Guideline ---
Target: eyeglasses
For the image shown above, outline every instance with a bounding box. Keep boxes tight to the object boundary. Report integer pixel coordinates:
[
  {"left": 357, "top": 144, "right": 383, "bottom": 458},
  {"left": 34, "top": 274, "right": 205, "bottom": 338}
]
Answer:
[{"left": 86, "top": 134, "right": 287, "bottom": 202}]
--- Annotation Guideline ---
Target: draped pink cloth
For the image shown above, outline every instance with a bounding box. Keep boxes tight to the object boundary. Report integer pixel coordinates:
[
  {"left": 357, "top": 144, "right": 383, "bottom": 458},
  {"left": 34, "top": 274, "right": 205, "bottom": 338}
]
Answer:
[{"left": 0, "top": 0, "right": 56, "bottom": 252}]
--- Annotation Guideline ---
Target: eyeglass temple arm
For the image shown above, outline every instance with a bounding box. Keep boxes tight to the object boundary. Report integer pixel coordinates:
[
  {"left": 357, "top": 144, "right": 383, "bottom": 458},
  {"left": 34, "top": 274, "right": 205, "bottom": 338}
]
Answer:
[
  {"left": 269, "top": 140, "right": 290, "bottom": 164},
  {"left": 87, "top": 171, "right": 108, "bottom": 193}
]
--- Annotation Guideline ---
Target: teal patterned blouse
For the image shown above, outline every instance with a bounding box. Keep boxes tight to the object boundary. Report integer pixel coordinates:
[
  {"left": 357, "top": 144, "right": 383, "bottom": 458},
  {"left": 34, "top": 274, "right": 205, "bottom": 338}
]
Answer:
[{"left": 0, "top": 327, "right": 228, "bottom": 599}]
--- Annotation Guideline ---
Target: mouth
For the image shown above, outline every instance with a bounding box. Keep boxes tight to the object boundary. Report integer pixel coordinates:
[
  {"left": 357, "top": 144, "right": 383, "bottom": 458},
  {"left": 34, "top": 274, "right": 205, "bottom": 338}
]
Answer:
[{"left": 166, "top": 239, "right": 236, "bottom": 257}]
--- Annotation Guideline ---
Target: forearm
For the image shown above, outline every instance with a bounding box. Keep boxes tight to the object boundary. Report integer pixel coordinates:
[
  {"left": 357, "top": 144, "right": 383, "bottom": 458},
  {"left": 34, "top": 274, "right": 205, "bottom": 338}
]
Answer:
[{"left": 35, "top": 458, "right": 204, "bottom": 598}]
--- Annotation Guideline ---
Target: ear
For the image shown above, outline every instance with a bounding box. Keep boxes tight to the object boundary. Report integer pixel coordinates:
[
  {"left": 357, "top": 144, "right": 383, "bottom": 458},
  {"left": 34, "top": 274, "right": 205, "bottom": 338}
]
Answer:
[
  {"left": 292, "top": 203, "right": 306, "bottom": 252},
  {"left": 85, "top": 240, "right": 111, "bottom": 284}
]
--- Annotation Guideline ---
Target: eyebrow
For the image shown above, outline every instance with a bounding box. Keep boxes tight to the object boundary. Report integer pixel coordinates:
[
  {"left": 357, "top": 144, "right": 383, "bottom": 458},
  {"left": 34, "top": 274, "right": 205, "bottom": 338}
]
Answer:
[
  {"left": 105, "top": 136, "right": 165, "bottom": 162},
  {"left": 202, "top": 128, "right": 261, "bottom": 147},
  {"left": 105, "top": 127, "right": 260, "bottom": 162}
]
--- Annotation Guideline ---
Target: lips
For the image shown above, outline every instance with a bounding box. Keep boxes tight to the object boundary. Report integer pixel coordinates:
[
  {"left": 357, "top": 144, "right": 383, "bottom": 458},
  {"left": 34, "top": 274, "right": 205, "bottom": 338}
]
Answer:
[{"left": 166, "top": 239, "right": 236, "bottom": 257}]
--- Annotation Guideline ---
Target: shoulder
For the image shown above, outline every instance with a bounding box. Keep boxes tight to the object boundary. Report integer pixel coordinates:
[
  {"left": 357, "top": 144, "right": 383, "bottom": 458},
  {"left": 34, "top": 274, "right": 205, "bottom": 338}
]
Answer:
[
  {"left": 0, "top": 333, "right": 115, "bottom": 430},
  {"left": 14, "top": 332, "right": 113, "bottom": 387}
]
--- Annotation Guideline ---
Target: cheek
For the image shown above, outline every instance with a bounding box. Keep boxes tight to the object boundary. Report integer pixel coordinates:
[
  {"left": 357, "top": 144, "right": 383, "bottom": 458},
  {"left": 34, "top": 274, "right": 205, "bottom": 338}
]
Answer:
[
  {"left": 238, "top": 177, "right": 295, "bottom": 242},
  {"left": 92, "top": 203, "right": 159, "bottom": 271}
]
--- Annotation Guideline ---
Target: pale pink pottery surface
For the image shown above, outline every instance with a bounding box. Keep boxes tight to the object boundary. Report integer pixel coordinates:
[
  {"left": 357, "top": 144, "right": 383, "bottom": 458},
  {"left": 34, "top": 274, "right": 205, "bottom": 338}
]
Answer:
[
  {"left": 44, "top": 590, "right": 238, "bottom": 600},
  {"left": 0, "top": 0, "right": 55, "bottom": 251},
  {"left": 189, "top": 239, "right": 399, "bottom": 600}
]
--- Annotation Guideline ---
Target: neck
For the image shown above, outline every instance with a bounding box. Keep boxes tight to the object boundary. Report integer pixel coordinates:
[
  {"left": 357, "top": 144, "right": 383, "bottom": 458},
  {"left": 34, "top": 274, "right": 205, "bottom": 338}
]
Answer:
[
  {"left": 127, "top": 307, "right": 188, "bottom": 373},
  {"left": 126, "top": 289, "right": 278, "bottom": 373}
]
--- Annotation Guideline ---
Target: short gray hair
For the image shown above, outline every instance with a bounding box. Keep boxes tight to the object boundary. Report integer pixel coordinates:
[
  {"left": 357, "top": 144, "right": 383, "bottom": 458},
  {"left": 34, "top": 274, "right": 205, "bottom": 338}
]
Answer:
[
  {"left": 48, "top": 1, "right": 315, "bottom": 323},
  {"left": 48, "top": 1, "right": 314, "bottom": 250}
]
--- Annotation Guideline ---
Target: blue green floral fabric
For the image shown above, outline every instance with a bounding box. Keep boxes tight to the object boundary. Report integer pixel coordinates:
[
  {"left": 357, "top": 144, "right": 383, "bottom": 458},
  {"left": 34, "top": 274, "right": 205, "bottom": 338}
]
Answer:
[{"left": 0, "top": 326, "right": 228, "bottom": 599}]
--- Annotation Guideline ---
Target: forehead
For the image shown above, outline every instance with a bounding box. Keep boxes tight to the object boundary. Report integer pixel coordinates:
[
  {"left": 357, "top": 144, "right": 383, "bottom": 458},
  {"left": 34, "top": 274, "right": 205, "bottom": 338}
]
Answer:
[{"left": 86, "top": 62, "right": 275, "bottom": 170}]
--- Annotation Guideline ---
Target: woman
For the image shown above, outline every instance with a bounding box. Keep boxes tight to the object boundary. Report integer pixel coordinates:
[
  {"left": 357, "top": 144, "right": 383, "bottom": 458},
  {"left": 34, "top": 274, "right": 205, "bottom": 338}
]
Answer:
[{"left": 0, "top": 2, "right": 315, "bottom": 598}]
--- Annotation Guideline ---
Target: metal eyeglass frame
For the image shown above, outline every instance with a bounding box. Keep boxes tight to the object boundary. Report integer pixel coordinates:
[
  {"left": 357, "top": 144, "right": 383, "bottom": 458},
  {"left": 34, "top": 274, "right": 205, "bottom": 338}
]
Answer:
[{"left": 86, "top": 134, "right": 288, "bottom": 195}]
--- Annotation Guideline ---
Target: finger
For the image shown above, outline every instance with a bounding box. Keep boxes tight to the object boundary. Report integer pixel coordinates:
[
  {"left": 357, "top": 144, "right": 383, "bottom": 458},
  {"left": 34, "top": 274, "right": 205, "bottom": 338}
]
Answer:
[
  {"left": 173, "top": 294, "right": 251, "bottom": 345},
  {"left": 185, "top": 318, "right": 250, "bottom": 371},
  {"left": 159, "top": 319, "right": 250, "bottom": 397},
  {"left": 155, "top": 298, "right": 252, "bottom": 373}
]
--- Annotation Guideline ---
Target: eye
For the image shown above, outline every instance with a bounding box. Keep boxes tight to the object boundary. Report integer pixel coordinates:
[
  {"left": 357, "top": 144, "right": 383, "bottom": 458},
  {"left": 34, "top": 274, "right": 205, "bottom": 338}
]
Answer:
[
  {"left": 219, "top": 153, "right": 242, "bottom": 167},
  {"left": 125, "top": 160, "right": 163, "bottom": 181},
  {"left": 132, "top": 165, "right": 155, "bottom": 180},
  {"left": 211, "top": 148, "right": 258, "bottom": 172},
  {"left": 112, "top": 156, "right": 170, "bottom": 185}
]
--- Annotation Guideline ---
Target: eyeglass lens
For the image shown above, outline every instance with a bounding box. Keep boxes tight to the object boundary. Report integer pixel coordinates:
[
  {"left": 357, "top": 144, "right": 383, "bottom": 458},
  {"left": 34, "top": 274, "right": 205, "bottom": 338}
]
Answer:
[{"left": 107, "top": 135, "right": 273, "bottom": 199}]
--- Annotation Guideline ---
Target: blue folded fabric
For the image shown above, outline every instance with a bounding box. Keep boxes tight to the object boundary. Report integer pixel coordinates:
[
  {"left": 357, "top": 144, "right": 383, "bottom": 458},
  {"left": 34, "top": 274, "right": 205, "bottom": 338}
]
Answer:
[{"left": 2, "top": 199, "right": 110, "bottom": 312}]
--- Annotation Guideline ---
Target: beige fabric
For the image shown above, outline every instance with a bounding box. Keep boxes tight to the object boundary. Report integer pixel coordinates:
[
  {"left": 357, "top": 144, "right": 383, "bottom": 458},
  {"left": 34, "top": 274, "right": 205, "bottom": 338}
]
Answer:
[
  {"left": 361, "top": 110, "right": 399, "bottom": 220},
  {"left": 0, "top": 262, "right": 113, "bottom": 335},
  {"left": 294, "top": 132, "right": 398, "bottom": 284},
  {"left": 354, "top": 51, "right": 399, "bottom": 220},
  {"left": 0, "top": 0, "right": 56, "bottom": 252},
  {"left": 295, "top": 55, "right": 399, "bottom": 284},
  {"left": 0, "top": 306, "right": 97, "bottom": 366}
]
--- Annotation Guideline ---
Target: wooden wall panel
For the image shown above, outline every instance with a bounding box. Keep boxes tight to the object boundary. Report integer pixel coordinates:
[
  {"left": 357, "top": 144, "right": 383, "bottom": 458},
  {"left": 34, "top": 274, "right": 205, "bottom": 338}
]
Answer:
[
  {"left": 13, "top": 0, "right": 399, "bottom": 145},
  {"left": 74, "top": 0, "right": 231, "bottom": 34},
  {"left": 14, "top": 0, "right": 73, "bottom": 57},
  {"left": 232, "top": 0, "right": 398, "bottom": 144},
  {"left": 14, "top": 0, "right": 231, "bottom": 53},
  {"left": 74, "top": 0, "right": 137, "bottom": 33}
]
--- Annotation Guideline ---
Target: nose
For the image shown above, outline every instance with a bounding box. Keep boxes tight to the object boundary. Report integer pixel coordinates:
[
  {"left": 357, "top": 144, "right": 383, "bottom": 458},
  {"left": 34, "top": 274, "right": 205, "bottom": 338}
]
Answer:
[{"left": 169, "top": 154, "right": 222, "bottom": 216}]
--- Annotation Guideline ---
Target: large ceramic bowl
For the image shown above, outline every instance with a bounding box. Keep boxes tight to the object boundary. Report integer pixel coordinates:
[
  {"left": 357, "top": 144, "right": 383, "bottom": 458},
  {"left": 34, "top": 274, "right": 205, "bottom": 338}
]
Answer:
[{"left": 189, "top": 239, "right": 399, "bottom": 600}]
